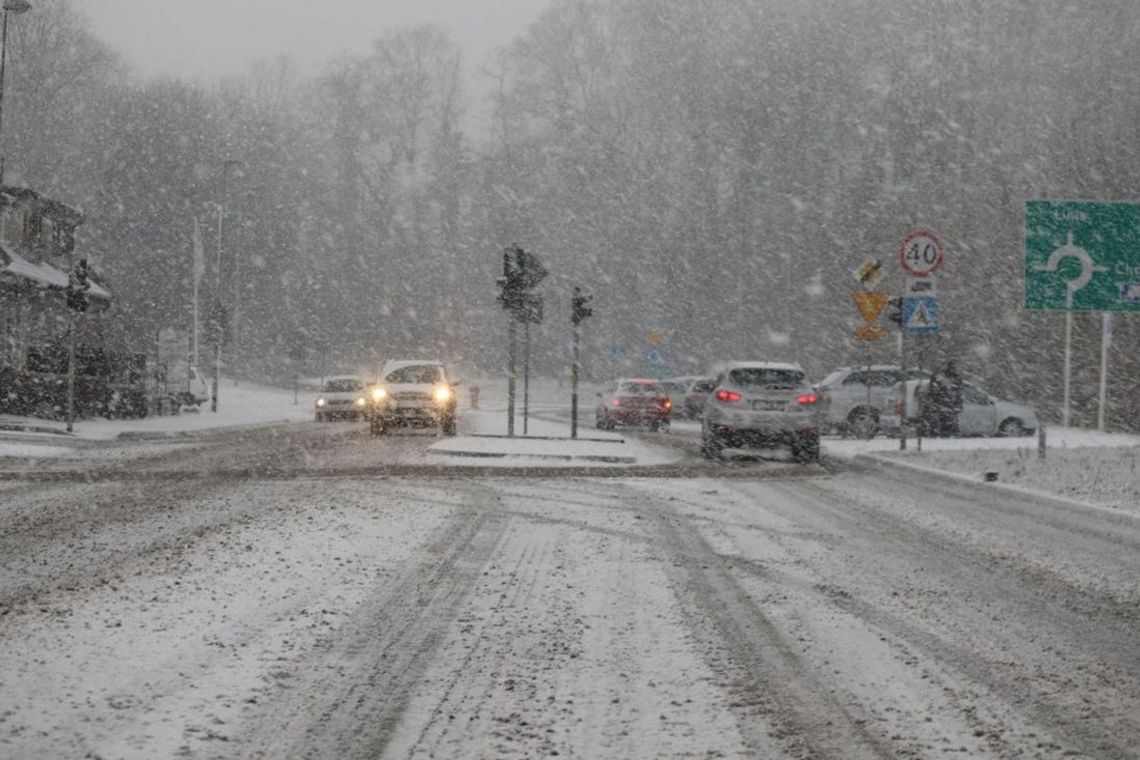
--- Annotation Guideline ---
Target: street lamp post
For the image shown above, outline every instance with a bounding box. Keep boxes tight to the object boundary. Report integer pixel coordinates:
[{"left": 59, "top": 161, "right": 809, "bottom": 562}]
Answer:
[
  {"left": 0, "top": 0, "right": 32, "bottom": 186},
  {"left": 210, "top": 158, "right": 241, "bottom": 412}
]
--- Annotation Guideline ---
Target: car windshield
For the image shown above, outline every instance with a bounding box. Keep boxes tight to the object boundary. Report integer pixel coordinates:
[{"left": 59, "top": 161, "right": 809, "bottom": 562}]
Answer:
[
  {"left": 729, "top": 368, "right": 805, "bottom": 388},
  {"left": 323, "top": 378, "right": 362, "bottom": 392},
  {"left": 385, "top": 365, "right": 441, "bottom": 384}
]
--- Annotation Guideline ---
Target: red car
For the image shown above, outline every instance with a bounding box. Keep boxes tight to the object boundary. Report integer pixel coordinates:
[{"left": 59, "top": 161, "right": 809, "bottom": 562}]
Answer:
[{"left": 595, "top": 379, "right": 672, "bottom": 431}]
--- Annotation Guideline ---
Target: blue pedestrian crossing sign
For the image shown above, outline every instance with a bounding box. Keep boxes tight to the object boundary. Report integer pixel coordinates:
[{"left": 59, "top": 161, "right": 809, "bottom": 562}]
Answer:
[{"left": 902, "top": 296, "right": 939, "bottom": 333}]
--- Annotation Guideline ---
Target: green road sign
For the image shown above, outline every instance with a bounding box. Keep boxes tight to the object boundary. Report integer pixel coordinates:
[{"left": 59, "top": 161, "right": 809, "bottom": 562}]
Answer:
[{"left": 1025, "top": 200, "right": 1140, "bottom": 311}]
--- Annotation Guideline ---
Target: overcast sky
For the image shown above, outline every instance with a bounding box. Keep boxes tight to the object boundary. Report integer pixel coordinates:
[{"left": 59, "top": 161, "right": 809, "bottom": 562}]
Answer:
[{"left": 82, "top": 0, "right": 544, "bottom": 84}]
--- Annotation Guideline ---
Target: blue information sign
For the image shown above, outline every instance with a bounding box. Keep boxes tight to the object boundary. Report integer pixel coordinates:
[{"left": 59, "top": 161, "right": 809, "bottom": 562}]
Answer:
[{"left": 902, "top": 296, "right": 939, "bottom": 334}]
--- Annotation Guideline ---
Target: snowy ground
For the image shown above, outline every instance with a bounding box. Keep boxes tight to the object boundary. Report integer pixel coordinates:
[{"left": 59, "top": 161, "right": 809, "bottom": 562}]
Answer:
[{"left": 1, "top": 377, "right": 1139, "bottom": 757}]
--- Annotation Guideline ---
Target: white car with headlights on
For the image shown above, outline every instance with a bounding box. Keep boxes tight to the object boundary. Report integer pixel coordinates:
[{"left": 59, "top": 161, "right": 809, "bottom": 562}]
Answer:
[
  {"left": 314, "top": 375, "right": 369, "bottom": 421},
  {"left": 368, "top": 360, "right": 459, "bottom": 436}
]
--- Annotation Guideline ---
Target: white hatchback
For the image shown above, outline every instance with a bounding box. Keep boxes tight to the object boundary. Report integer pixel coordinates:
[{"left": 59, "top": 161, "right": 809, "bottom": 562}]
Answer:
[{"left": 882, "top": 379, "right": 1039, "bottom": 438}]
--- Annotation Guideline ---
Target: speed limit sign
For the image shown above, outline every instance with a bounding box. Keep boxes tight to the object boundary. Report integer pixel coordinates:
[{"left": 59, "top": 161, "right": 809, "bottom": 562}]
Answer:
[{"left": 899, "top": 231, "right": 944, "bottom": 277}]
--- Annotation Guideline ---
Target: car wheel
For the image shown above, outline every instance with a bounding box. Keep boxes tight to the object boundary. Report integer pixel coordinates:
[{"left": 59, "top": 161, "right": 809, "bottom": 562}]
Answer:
[
  {"left": 649, "top": 420, "right": 660, "bottom": 432},
  {"left": 315, "top": 412, "right": 324, "bottom": 422},
  {"left": 701, "top": 430, "right": 724, "bottom": 460},
  {"left": 997, "top": 418, "right": 1029, "bottom": 437},
  {"left": 847, "top": 407, "right": 879, "bottom": 440},
  {"left": 605, "top": 418, "right": 617, "bottom": 431},
  {"left": 793, "top": 431, "right": 821, "bottom": 463}
]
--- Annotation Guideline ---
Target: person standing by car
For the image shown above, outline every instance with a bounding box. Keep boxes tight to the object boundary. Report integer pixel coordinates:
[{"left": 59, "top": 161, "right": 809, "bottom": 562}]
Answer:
[
  {"left": 925, "top": 362, "right": 964, "bottom": 436},
  {"left": 942, "top": 362, "right": 964, "bottom": 436}
]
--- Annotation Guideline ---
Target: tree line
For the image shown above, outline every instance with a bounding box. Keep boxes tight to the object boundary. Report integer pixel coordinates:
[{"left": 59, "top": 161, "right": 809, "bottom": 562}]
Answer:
[{"left": 7, "top": 0, "right": 1138, "bottom": 429}]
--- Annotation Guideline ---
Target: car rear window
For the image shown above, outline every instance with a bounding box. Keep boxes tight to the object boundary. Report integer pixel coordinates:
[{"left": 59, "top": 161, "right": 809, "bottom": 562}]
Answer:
[
  {"left": 818, "top": 370, "right": 846, "bottom": 388},
  {"left": 385, "top": 365, "right": 441, "bottom": 383},
  {"left": 324, "top": 379, "right": 362, "bottom": 392},
  {"left": 843, "top": 370, "right": 901, "bottom": 387},
  {"left": 619, "top": 382, "right": 664, "bottom": 395},
  {"left": 729, "top": 368, "right": 804, "bottom": 388}
]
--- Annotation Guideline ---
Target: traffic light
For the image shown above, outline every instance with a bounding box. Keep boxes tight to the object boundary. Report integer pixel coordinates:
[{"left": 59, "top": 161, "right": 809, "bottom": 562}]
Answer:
[
  {"left": 66, "top": 258, "right": 89, "bottom": 312},
  {"left": 886, "top": 296, "right": 903, "bottom": 325},
  {"left": 497, "top": 245, "right": 547, "bottom": 322},
  {"left": 571, "top": 287, "right": 593, "bottom": 325}
]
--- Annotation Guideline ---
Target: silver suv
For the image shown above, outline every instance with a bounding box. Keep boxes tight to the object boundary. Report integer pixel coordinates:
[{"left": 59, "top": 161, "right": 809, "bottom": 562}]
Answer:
[
  {"left": 815, "top": 365, "right": 929, "bottom": 438},
  {"left": 701, "top": 361, "right": 824, "bottom": 462}
]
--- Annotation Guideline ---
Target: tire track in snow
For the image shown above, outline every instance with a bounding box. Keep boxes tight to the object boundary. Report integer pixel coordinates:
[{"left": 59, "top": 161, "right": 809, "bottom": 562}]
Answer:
[
  {"left": 237, "top": 480, "right": 511, "bottom": 760},
  {"left": 646, "top": 494, "right": 898, "bottom": 759}
]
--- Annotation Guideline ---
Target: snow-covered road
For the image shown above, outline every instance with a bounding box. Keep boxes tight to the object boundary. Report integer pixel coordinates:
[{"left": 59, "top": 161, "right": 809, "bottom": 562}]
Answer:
[{"left": 1, "top": 423, "right": 1137, "bottom": 758}]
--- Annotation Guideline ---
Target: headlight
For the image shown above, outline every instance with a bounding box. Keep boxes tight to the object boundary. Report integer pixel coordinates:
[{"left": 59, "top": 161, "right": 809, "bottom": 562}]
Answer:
[
  {"left": 354, "top": 397, "right": 366, "bottom": 407},
  {"left": 433, "top": 386, "right": 452, "bottom": 403},
  {"left": 316, "top": 397, "right": 327, "bottom": 407},
  {"left": 371, "top": 387, "right": 387, "bottom": 402}
]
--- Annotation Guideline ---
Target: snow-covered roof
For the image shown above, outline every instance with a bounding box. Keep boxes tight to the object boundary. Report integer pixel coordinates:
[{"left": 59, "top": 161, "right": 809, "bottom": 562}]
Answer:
[{"left": 0, "top": 244, "right": 112, "bottom": 302}]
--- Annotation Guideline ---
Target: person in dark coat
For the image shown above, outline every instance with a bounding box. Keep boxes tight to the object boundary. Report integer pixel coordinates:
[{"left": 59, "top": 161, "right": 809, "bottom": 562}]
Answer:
[
  {"left": 921, "top": 373, "right": 947, "bottom": 436},
  {"left": 926, "top": 361, "right": 963, "bottom": 437}
]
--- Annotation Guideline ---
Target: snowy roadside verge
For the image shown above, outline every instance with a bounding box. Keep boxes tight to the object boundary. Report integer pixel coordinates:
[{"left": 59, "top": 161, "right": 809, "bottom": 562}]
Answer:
[
  {"left": 0, "top": 379, "right": 314, "bottom": 457},
  {"left": 852, "top": 444, "right": 1140, "bottom": 520}
]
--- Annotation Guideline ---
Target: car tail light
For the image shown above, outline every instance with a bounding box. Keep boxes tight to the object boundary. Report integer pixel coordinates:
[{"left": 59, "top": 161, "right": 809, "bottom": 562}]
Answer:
[
  {"left": 796, "top": 392, "right": 819, "bottom": 406},
  {"left": 895, "top": 402, "right": 903, "bottom": 417},
  {"left": 715, "top": 390, "right": 742, "bottom": 402},
  {"left": 612, "top": 398, "right": 621, "bottom": 408},
  {"left": 662, "top": 398, "right": 672, "bottom": 409}
]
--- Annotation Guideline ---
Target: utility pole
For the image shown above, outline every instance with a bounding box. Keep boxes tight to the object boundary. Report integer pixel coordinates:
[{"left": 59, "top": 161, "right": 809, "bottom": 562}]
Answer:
[
  {"left": 0, "top": 0, "right": 32, "bottom": 186},
  {"left": 211, "top": 158, "right": 241, "bottom": 412},
  {"left": 570, "top": 287, "right": 593, "bottom": 439},
  {"left": 64, "top": 259, "right": 89, "bottom": 433}
]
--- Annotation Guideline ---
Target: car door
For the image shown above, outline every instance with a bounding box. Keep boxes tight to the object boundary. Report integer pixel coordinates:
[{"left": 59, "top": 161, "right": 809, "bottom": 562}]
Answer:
[{"left": 958, "top": 384, "right": 997, "bottom": 436}]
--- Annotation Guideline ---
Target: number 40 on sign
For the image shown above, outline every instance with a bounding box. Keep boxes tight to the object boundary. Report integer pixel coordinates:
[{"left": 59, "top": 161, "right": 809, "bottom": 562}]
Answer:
[{"left": 900, "top": 231, "right": 944, "bottom": 278}]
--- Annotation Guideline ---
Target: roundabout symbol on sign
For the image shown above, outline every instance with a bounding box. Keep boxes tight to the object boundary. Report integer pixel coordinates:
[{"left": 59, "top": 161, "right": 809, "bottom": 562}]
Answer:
[{"left": 900, "top": 231, "right": 944, "bottom": 277}]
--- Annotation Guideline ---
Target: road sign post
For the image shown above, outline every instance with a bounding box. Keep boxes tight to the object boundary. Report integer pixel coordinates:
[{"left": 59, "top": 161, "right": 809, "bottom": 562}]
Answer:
[{"left": 894, "top": 232, "right": 945, "bottom": 448}]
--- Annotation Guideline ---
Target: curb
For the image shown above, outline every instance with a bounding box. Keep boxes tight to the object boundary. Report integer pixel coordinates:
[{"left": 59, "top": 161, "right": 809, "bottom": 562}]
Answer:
[
  {"left": 115, "top": 419, "right": 298, "bottom": 440},
  {"left": 855, "top": 452, "right": 1140, "bottom": 527},
  {"left": 465, "top": 433, "right": 624, "bottom": 444},
  {"left": 428, "top": 448, "right": 636, "bottom": 464}
]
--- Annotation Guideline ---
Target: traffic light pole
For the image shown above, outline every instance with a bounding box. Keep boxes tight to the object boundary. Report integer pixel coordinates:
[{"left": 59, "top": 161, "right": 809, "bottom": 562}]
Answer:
[
  {"left": 66, "top": 309, "right": 77, "bottom": 433},
  {"left": 569, "top": 286, "right": 593, "bottom": 438},
  {"left": 507, "top": 318, "right": 517, "bottom": 437},
  {"left": 523, "top": 319, "right": 530, "bottom": 435},
  {"left": 571, "top": 320, "right": 581, "bottom": 439}
]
